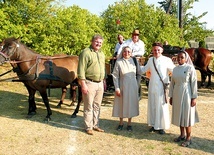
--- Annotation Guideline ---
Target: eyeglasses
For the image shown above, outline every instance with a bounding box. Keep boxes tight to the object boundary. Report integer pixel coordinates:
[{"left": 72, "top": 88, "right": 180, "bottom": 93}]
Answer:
[
  {"left": 93, "top": 41, "right": 102, "bottom": 44},
  {"left": 123, "top": 50, "right": 132, "bottom": 53}
]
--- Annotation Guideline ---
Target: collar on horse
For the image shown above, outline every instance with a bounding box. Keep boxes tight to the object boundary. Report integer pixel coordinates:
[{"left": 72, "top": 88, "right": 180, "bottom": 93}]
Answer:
[
  {"left": 0, "top": 43, "right": 69, "bottom": 84},
  {"left": 11, "top": 56, "right": 63, "bottom": 83}
]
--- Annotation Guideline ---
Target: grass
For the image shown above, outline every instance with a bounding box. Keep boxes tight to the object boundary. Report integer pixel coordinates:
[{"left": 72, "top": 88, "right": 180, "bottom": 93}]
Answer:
[{"left": 0, "top": 64, "right": 214, "bottom": 155}]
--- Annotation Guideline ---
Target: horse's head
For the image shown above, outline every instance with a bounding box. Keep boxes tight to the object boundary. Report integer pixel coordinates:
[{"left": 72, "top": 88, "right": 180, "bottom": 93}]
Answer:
[{"left": 0, "top": 38, "right": 20, "bottom": 65}]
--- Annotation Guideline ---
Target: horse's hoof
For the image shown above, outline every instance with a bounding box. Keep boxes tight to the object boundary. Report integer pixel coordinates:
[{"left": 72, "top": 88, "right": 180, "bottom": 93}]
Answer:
[
  {"left": 44, "top": 117, "right": 51, "bottom": 122},
  {"left": 27, "top": 111, "right": 36, "bottom": 118},
  {"left": 206, "top": 84, "right": 211, "bottom": 88},
  {"left": 56, "top": 104, "right": 61, "bottom": 108},
  {"left": 70, "top": 102, "right": 76, "bottom": 106},
  {"left": 71, "top": 114, "right": 77, "bottom": 118},
  {"left": 26, "top": 115, "right": 34, "bottom": 118}
]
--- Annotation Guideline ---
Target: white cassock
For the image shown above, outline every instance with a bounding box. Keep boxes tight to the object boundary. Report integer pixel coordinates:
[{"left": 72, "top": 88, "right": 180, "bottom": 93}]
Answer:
[{"left": 141, "top": 55, "right": 175, "bottom": 130}]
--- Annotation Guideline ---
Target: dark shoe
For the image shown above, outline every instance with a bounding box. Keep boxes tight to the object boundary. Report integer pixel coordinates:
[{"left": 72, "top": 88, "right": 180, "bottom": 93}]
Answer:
[
  {"left": 93, "top": 127, "right": 104, "bottom": 132},
  {"left": 174, "top": 136, "right": 186, "bottom": 142},
  {"left": 149, "top": 127, "right": 155, "bottom": 132},
  {"left": 159, "top": 129, "right": 165, "bottom": 134},
  {"left": 127, "top": 125, "right": 133, "bottom": 132},
  {"left": 181, "top": 139, "right": 192, "bottom": 147},
  {"left": 117, "top": 125, "right": 123, "bottom": 131},
  {"left": 86, "top": 130, "right": 93, "bottom": 135}
]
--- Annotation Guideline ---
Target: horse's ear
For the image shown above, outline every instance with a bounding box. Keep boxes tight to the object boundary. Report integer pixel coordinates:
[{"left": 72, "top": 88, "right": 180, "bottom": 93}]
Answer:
[{"left": 16, "top": 37, "right": 21, "bottom": 43}]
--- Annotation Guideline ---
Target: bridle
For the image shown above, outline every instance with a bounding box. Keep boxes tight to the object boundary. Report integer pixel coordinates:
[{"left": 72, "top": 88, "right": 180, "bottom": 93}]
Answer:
[
  {"left": 0, "top": 42, "right": 38, "bottom": 65},
  {"left": 0, "top": 41, "right": 20, "bottom": 63},
  {"left": 0, "top": 42, "right": 39, "bottom": 81}
]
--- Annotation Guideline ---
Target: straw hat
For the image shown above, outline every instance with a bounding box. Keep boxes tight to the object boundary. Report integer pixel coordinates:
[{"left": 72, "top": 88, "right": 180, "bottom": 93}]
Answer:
[{"left": 132, "top": 29, "right": 140, "bottom": 35}]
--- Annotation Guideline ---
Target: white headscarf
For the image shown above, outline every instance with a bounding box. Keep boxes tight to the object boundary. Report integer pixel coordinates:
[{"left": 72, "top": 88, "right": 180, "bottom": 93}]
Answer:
[
  {"left": 184, "top": 51, "right": 194, "bottom": 66},
  {"left": 117, "top": 46, "right": 132, "bottom": 59}
]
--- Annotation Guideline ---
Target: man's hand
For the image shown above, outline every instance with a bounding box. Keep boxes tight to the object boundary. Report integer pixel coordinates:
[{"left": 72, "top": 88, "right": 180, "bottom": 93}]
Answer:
[
  {"left": 191, "top": 98, "right": 196, "bottom": 107},
  {"left": 80, "top": 79, "right": 88, "bottom": 94},
  {"left": 115, "top": 89, "right": 121, "bottom": 97},
  {"left": 169, "top": 97, "right": 172, "bottom": 105}
]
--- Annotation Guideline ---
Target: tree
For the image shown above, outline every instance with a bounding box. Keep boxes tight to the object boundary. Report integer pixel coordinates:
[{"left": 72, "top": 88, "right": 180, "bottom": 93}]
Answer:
[
  {"left": 158, "top": 0, "right": 213, "bottom": 42},
  {"left": 41, "top": 5, "right": 104, "bottom": 55},
  {"left": 101, "top": 0, "right": 184, "bottom": 55},
  {"left": 1, "top": 0, "right": 211, "bottom": 57},
  {"left": 0, "top": 0, "right": 58, "bottom": 52},
  {"left": 0, "top": 0, "right": 106, "bottom": 56}
]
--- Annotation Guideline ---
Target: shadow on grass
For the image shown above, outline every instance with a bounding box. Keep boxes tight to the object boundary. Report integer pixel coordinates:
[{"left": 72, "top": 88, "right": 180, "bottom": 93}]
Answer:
[
  {"left": 99, "top": 83, "right": 214, "bottom": 154},
  {"left": 0, "top": 82, "right": 213, "bottom": 154},
  {"left": 99, "top": 118, "right": 214, "bottom": 154},
  {"left": 0, "top": 88, "right": 83, "bottom": 129}
]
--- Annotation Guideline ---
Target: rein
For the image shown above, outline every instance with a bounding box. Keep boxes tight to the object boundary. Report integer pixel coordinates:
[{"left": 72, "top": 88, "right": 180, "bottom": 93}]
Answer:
[
  {"left": 0, "top": 41, "right": 73, "bottom": 83},
  {"left": 0, "top": 68, "right": 14, "bottom": 77},
  {"left": 13, "top": 56, "right": 41, "bottom": 81},
  {"left": 6, "top": 55, "right": 71, "bottom": 64}
]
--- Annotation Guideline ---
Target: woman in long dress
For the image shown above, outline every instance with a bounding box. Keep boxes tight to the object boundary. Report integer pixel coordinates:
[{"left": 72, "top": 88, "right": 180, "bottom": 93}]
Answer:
[
  {"left": 169, "top": 51, "right": 199, "bottom": 147},
  {"left": 112, "top": 46, "right": 142, "bottom": 131}
]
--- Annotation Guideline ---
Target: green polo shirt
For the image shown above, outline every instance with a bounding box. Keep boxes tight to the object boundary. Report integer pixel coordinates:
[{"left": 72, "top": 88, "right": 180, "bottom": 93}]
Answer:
[{"left": 78, "top": 47, "right": 105, "bottom": 81}]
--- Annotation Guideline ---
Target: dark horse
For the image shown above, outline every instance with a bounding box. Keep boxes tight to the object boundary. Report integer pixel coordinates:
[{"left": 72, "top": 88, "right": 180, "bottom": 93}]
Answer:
[
  {"left": 185, "top": 48, "right": 214, "bottom": 87},
  {"left": 0, "top": 38, "right": 81, "bottom": 121}
]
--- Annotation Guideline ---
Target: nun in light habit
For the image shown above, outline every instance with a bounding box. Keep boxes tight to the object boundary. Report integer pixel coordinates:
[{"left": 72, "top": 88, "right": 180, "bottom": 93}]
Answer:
[
  {"left": 112, "top": 46, "right": 142, "bottom": 131},
  {"left": 169, "top": 50, "right": 199, "bottom": 147}
]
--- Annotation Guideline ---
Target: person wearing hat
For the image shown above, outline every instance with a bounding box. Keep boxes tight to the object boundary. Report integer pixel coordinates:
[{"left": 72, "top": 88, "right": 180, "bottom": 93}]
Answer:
[
  {"left": 140, "top": 42, "right": 175, "bottom": 134},
  {"left": 117, "top": 29, "right": 145, "bottom": 57}
]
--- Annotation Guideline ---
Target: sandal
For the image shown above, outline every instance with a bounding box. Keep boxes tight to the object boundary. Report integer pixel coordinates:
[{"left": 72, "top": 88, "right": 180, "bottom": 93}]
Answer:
[
  {"left": 149, "top": 127, "right": 155, "bottom": 132},
  {"left": 181, "top": 139, "right": 192, "bottom": 147},
  {"left": 127, "top": 125, "right": 133, "bottom": 132},
  {"left": 159, "top": 130, "right": 165, "bottom": 134},
  {"left": 174, "top": 136, "right": 186, "bottom": 142},
  {"left": 117, "top": 125, "right": 123, "bottom": 131}
]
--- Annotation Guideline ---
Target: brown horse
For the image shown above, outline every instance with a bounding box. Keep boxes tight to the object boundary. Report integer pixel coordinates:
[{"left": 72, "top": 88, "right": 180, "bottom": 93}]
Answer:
[
  {"left": 185, "top": 48, "right": 214, "bottom": 87},
  {"left": 0, "top": 38, "right": 81, "bottom": 121},
  {"left": 127, "top": 46, "right": 213, "bottom": 89},
  {"left": 163, "top": 46, "right": 214, "bottom": 87}
]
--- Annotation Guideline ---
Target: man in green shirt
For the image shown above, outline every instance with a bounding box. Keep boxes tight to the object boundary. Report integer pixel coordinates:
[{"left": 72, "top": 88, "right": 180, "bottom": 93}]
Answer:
[{"left": 78, "top": 34, "right": 105, "bottom": 135}]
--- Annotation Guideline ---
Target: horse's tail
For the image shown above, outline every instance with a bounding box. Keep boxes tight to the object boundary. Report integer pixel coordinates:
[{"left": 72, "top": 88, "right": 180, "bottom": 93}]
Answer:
[
  {"left": 207, "top": 51, "right": 214, "bottom": 75},
  {"left": 69, "top": 79, "right": 79, "bottom": 101}
]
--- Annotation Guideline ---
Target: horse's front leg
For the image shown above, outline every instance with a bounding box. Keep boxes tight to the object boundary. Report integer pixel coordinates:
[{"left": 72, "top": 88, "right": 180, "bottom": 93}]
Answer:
[
  {"left": 39, "top": 91, "right": 52, "bottom": 121},
  {"left": 71, "top": 85, "right": 82, "bottom": 118},
  {"left": 206, "top": 67, "right": 212, "bottom": 87},
  {"left": 56, "top": 87, "right": 67, "bottom": 108},
  {"left": 25, "top": 84, "right": 37, "bottom": 117},
  {"left": 200, "top": 71, "right": 207, "bottom": 88}
]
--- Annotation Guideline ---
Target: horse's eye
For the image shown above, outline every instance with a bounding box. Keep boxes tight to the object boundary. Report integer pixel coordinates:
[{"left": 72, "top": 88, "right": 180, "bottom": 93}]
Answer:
[{"left": 8, "top": 46, "right": 13, "bottom": 49}]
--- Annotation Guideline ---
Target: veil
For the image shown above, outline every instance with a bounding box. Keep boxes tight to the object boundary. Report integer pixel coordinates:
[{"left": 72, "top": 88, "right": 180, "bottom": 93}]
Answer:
[
  {"left": 184, "top": 51, "right": 194, "bottom": 66},
  {"left": 180, "top": 47, "right": 194, "bottom": 66}
]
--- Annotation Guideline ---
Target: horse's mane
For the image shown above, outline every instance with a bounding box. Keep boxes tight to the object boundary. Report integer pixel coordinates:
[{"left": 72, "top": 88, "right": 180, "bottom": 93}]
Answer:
[
  {"left": 3, "top": 37, "right": 39, "bottom": 55},
  {"left": 3, "top": 37, "right": 18, "bottom": 44}
]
